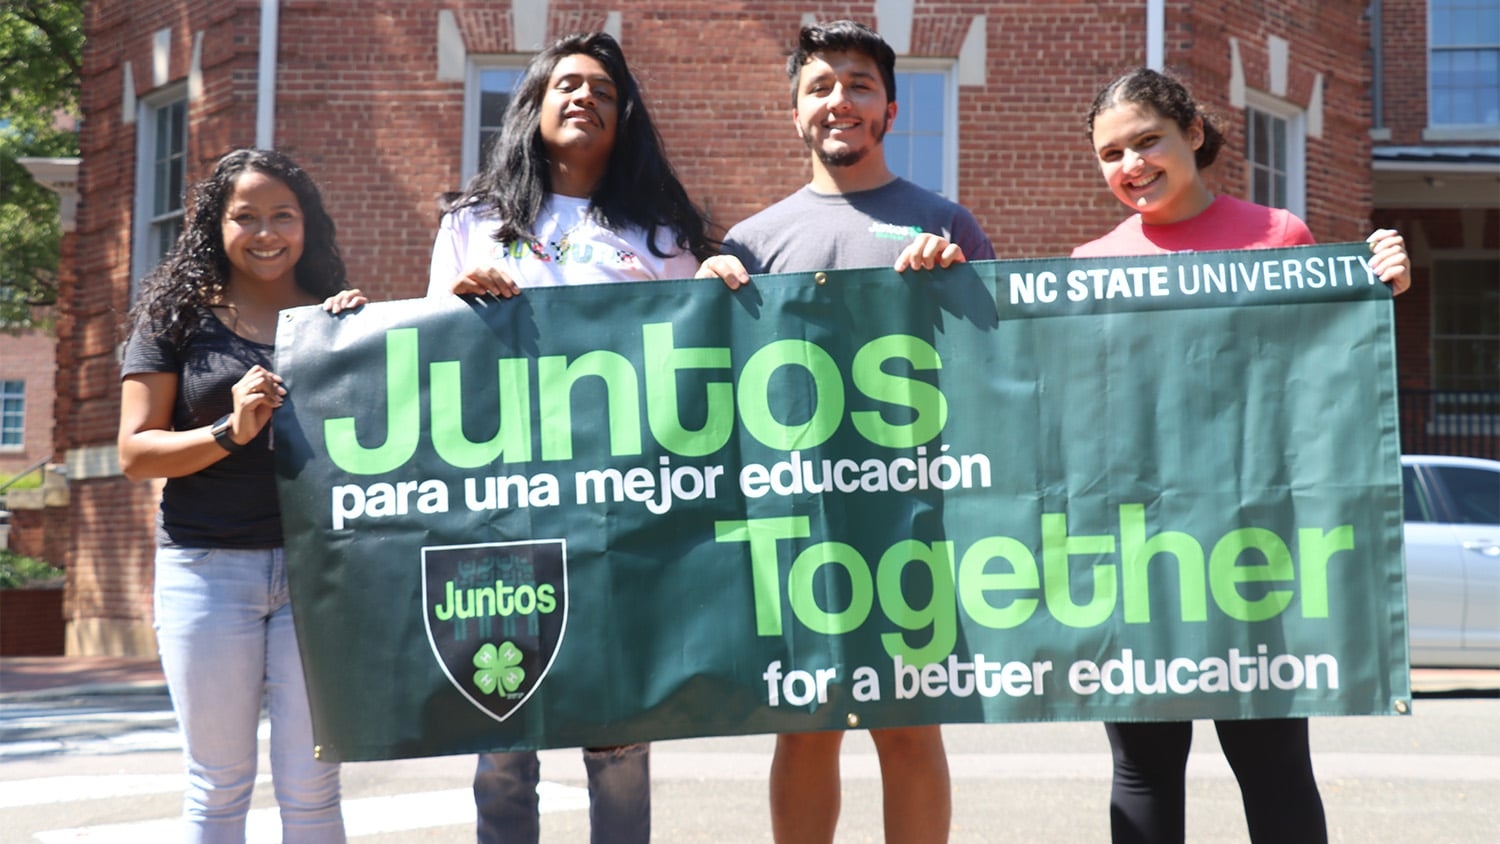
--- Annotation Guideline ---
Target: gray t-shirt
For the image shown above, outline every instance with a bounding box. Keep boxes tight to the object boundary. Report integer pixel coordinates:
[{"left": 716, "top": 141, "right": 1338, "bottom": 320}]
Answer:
[{"left": 721, "top": 178, "right": 995, "bottom": 274}]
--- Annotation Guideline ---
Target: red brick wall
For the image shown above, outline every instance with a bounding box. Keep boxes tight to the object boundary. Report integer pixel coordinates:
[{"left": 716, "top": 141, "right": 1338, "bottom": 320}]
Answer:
[
  {"left": 65, "top": 478, "right": 161, "bottom": 631},
  {"left": 0, "top": 588, "right": 66, "bottom": 656},
  {"left": 1379, "top": 0, "right": 1427, "bottom": 144},
  {"left": 1374, "top": 0, "right": 1422, "bottom": 389},
  {"left": 65, "top": 0, "right": 1375, "bottom": 653},
  {"left": 5, "top": 507, "right": 67, "bottom": 566},
  {"left": 1175, "top": 1, "right": 1375, "bottom": 242},
  {"left": 73, "top": 1, "right": 1378, "bottom": 306}
]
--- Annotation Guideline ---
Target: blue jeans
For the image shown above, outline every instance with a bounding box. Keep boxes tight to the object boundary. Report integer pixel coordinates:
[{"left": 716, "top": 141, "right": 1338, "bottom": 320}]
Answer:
[
  {"left": 474, "top": 744, "right": 650, "bottom": 844},
  {"left": 154, "top": 546, "right": 344, "bottom": 843}
]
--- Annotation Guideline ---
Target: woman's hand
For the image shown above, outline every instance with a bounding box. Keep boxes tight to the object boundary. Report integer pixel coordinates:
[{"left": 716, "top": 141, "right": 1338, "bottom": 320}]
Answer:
[
  {"left": 322, "top": 288, "right": 367, "bottom": 313},
  {"left": 1367, "top": 229, "right": 1411, "bottom": 296},
  {"left": 118, "top": 365, "right": 285, "bottom": 481},
  {"left": 451, "top": 266, "right": 522, "bottom": 298},
  {"left": 226, "top": 365, "right": 286, "bottom": 447},
  {"left": 696, "top": 255, "right": 751, "bottom": 290},
  {"left": 895, "top": 234, "right": 967, "bottom": 271}
]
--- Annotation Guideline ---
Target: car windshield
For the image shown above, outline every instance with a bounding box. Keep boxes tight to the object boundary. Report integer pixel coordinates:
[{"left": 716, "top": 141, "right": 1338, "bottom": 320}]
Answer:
[
  {"left": 1402, "top": 466, "right": 1432, "bottom": 522},
  {"left": 1433, "top": 465, "right": 1500, "bottom": 525}
]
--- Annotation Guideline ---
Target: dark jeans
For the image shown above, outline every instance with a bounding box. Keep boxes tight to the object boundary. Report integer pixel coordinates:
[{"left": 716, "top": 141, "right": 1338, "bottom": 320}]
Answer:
[{"left": 474, "top": 744, "right": 650, "bottom": 844}]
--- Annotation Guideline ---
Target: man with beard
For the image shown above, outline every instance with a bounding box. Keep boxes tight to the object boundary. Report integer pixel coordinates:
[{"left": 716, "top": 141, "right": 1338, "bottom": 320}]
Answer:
[
  {"left": 694, "top": 19, "right": 994, "bottom": 844},
  {"left": 699, "top": 20, "right": 993, "bottom": 285}
]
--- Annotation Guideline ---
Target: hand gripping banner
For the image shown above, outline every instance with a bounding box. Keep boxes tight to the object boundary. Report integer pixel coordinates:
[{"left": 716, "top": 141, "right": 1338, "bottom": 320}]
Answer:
[{"left": 274, "top": 243, "right": 1409, "bottom": 762}]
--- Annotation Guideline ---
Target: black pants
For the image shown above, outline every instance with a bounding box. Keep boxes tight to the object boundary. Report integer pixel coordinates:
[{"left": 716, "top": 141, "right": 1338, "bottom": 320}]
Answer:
[{"left": 1105, "top": 719, "right": 1327, "bottom": 844}]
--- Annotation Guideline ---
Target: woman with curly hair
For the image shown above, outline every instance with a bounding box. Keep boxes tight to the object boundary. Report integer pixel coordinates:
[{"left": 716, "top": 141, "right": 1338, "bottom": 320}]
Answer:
[{"left": 119, "top": 148, "right": 363, "bottom": 843}]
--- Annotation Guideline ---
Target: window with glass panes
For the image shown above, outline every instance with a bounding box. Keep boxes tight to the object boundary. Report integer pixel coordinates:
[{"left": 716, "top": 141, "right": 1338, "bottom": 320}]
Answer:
[
  {"left": 1432, "top": 257, "right": 1500, "bottom": 420},
  {"left": 1242, "top": 90, "right": 1307, "bottom": 220},
  {"left": 134, "top": 90, "right": 187, "bottom": 284},
  {"left": 1247, "top": 107, "right": 1289, "bottom": 209},
  {"left": 464, "top": 65, "right": 526, "bottom": 182},
  {"left": 478, "top": 68, "right": 524, "bottom": 164},
  {"left": 1429, "top": 0, "right": 1500, "bottom": 126},
  {"left": 0, "top": 380, "right": 23, "bottom": 449},
  {"left": 885, "top": 66, "right": 955, "bottom": 197}
]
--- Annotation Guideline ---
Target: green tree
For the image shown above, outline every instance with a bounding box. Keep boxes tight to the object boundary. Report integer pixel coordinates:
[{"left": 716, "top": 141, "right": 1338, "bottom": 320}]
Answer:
[{"left": 1, "top": 0, "right": 84, "bottom": 329}]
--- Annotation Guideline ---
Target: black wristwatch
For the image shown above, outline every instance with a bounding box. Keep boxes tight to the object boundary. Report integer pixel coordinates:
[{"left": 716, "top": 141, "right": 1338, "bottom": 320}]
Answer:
[{"left": 210, "top": 414, "right": 246, "bottom": 454}]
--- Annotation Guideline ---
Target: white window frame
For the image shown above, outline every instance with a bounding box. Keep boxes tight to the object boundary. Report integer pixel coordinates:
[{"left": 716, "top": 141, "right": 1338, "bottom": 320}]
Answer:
[
  {"left": 1427, "top": 0, "right": 1500, "bottom": 133},
  {"left": 132, "top": 83, "right": 189, "bottom": 288},
  {"left": 887, "top": 59, "right": 959, "bottom": 199},
  {"left": 1243, "top": 90, "right": 1307, "bottom": 222},
  {"left": 0, "top": 379, "right": 24, "bottom": 451},
  {"left": 462, "top": 58, "right": 529, "bottom": 184}
]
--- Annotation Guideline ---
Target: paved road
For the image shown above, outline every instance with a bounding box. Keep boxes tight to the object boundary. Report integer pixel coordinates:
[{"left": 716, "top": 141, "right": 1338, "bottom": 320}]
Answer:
[{"left": 3, "top": 689, "right": 1498, "bottom": 842}]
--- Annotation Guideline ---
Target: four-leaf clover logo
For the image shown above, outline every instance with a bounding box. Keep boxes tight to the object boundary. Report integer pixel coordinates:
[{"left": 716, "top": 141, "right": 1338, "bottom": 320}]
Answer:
[{"left": 473, "top": 640, "right": 526, "bottom": 696}]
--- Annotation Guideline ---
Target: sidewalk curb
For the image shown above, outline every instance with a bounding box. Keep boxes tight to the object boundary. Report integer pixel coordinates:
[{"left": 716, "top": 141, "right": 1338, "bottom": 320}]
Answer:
[{"left": 0, "top": 682, "right": 169, "bottom": 704}]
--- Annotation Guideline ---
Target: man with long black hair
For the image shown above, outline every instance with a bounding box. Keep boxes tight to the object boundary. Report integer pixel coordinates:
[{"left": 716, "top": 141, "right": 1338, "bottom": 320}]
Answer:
[
  {"left": 430, "top": 31, "right": 713, "bottom": 299},
  {"left": 427, "top": 31, "right": 714, "bottom": 844}
]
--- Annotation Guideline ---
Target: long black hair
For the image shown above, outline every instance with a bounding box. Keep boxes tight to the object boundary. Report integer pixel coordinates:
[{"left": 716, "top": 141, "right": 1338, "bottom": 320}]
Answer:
[
  {"left": 130, "top": 148, "right": 347, "bottom": 344},
  {"left": 1086, "top": 68, "right": 1227, "bottom": 170},
  {"left": 450, "top": 32, "right": 714, "bottom": 261}
]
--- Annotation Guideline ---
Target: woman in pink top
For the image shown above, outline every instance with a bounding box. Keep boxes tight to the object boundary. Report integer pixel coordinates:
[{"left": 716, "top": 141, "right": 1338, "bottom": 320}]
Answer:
[{"left": 1075, "top": 68, "right": 1411, "bottom": 844}]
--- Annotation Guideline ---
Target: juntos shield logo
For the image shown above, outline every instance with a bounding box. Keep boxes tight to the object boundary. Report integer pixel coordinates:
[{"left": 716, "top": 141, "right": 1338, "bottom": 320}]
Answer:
[{"left": 421, "top": 540, "right": 568, "bottom": 722}]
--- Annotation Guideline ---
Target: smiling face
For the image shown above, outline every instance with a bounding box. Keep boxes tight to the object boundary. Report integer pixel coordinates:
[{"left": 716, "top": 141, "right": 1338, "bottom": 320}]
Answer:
[
  {"left": 538, "top": 53, "right": 619, "bottom": 168},
  {"left": 1090, "top": 101, "right": 1213, "bottom": 225},
  {"left": 793, "top": 49, "right": 896, "bottom": 171},
  {"left": 220, "top": 169, "right": 305, "bottom": 289}
]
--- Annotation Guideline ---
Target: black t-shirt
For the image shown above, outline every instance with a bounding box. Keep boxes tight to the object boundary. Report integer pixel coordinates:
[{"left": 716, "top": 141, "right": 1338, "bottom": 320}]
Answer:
[{"left": 121, "top": 307, "right": 283, "bottom": 548}]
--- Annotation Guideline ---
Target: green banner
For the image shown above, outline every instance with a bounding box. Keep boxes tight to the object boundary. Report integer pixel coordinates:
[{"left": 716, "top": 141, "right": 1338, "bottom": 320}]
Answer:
[{"left": 274, "top": 243, "right": 1409, "bottom": 763}]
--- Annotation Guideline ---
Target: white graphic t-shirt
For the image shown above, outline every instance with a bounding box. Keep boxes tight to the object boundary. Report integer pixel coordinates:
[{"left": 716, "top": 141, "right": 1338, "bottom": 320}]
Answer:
[{"left": 427, "top": 194, "right": 700, "bottom": 295}]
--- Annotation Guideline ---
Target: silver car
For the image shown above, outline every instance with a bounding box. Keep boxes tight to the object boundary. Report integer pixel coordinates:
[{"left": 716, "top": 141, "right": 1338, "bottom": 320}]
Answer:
[{"left": 1402, "top": 454, "right": 1500, "bottom": 668}]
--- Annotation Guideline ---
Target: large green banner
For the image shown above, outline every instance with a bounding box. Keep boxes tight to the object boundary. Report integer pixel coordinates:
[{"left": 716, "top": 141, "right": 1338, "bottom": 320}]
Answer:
[{"left": 274, "top": 243, "right": 1409, "bottom": 763}]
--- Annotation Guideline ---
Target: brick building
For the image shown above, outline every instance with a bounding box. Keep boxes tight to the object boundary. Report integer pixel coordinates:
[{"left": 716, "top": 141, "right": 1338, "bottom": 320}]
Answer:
[
  {"left": 2, "top": 150, "right": 78, "bottom": 489},
  {"left": 0, "top": 326, "right": 64, "bottom": 566},
  {"left": 1370, "top": 0, "right": 1499, "bottom": 456},
  {"left": 2, "top": 158, "right": 76, "bottom": 569},
  {"left": 54, "top": 0, "right": 1494, "bottom": 656}
]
